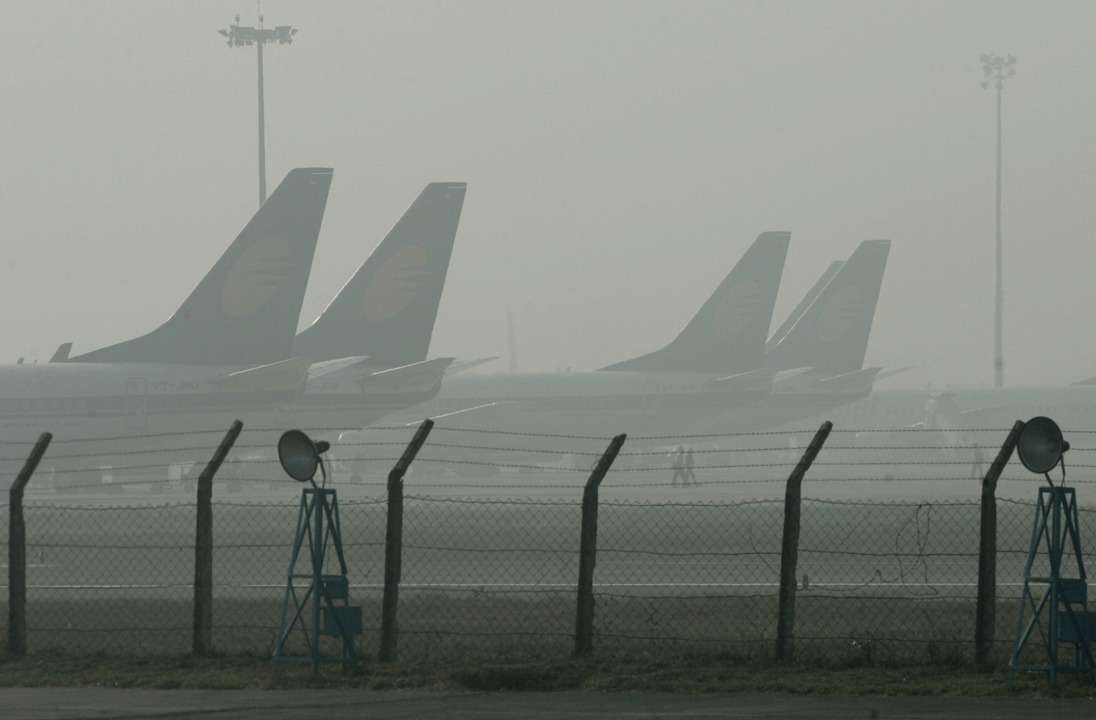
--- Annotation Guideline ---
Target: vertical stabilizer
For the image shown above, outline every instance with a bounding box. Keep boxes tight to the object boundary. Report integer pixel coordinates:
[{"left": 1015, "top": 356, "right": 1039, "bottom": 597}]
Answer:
[
  {"left": 765, "top": 260, "right": 844, "bottom": 351},
  {"left": 294, "top": 182, "right": 467, "bottom": 366},
  {"left": 71, "top": 168, "right": 332, "bottom": 366},
  {"left": 49, "top": 342, "right": 72, "bottom": 363},
  {"left": 765, "top": 239, "right": 890, "bottom": 374},
  {"left": 601, "top": 231, "right": 790, "bottom": 374}
]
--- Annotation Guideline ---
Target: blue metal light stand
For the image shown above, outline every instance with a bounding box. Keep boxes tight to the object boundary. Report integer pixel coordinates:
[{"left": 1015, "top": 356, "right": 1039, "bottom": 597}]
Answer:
[
  {"left": 272, "top": 487, "right": 361, "bottom": 672},
  {"left": 1008, "top": 485, "right": 1095, "bottom": 685}
]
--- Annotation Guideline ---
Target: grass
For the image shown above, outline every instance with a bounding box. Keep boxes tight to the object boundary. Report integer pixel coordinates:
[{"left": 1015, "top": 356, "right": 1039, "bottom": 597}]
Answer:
[
  {"left": 0, "top": 591, "right": 1015, "bottom": 667},
  {"left": 2, "top": 493, "right": 1092, "bottom": 697},
  {"left": 3, "top": 652, "right": 1096, "bottom": 698}
]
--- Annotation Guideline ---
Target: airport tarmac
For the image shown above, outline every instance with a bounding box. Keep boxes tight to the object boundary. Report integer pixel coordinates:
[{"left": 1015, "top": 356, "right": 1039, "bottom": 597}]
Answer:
[{"left": 1, "top": 688, "right": 1093, "bottom": 720}]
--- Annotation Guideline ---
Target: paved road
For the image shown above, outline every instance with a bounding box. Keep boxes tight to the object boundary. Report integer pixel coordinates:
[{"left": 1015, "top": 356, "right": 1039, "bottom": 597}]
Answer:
[{"left": 2, "top": 688, "right": 1093, "bottom": 720}]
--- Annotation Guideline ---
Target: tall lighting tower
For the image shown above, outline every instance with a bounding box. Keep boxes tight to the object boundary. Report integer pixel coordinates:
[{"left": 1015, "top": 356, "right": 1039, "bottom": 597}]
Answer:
[
  {"left": 980, "top": 53, "right": 1016, "bottom": 388},
  {"left": 219, "top": 12, "right": 298, "bottom": 207}
]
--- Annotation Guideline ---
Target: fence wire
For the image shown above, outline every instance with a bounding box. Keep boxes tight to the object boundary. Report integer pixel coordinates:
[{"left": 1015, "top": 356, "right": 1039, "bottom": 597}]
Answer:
[{"left": 2, "top": 422, "right": 1096, "bottom": 666}]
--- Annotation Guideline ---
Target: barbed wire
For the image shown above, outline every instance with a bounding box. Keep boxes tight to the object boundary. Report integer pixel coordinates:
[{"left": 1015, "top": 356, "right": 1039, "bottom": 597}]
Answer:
[
  {"left": 7, "top": 421, "right": 1096, "bottom": 664},
  {"left": 44, "top": 429, "right": 231, "bottom": 444},
  {"left": 827, "top": 428, "right": 1013, "bottom": 434},
  {"left": 432, "top": 426, "right": 612, "bottom": 441}
]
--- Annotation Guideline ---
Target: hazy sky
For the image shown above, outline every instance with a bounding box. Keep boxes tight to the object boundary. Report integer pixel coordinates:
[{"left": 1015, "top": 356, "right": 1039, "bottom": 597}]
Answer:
[{"left": 2, "top": 0, "right": 1095, "bottom": 389}]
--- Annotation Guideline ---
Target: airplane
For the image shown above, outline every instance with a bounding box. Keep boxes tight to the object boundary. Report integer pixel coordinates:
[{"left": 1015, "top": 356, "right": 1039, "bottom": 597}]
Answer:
[
  {"left": 368, "top": 232, "right": 793, "bottom": 460},
  {"left": 39, "top": 180, "right": 468, "bottom": 440},
  {"left": 0, "top": 169, "right": 330, "bottom": 486},
  {"left": 349, "top": 233, "right": 893, "bottom": 478},
  {"left": 5, "top": 167, "right": 332, "bottom": 441},
  {"left": 17, "top": 178, "right": 469, "bottom": 490}
]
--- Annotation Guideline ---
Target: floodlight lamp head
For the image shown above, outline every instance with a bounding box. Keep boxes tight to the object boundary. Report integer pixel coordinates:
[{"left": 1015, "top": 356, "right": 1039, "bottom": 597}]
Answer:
[
  {"left": 1017, "top": 416, "right": 1069, "bottom": 476},
  {"left": 278, "top": 429, "right": 322, "bottom": 485}
]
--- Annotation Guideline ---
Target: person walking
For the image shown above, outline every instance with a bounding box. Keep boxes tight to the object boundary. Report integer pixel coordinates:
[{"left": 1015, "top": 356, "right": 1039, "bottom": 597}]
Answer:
[
  {"left": 684, "top": 447, "right": 696, "bottom": 485},
  {"left": 670, "top": 445, "right": 687, "bottom": 487}
]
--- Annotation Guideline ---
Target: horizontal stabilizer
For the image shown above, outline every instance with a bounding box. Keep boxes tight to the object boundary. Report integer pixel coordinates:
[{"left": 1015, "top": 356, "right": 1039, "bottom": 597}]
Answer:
[
  {"left": 770, "top": 367, "right": 815, "bottom": 391},
  {"left": 959, "top": 406, "right": 1004, "bottom": 421},
  {"left": 876, "top": 366, "right": 912, "bottom": 382},
  {"left": 214, "top": 356, "right": 311, "bottom": 392},
  {"left": 446, "top": 356, "right": 500, "bottom": 376},
  {"left": 357, "top": 357, "right": 455, "bottom": 393},
  {"left": 771, "top": 366, "right": 882, "bottom": 394},
  {"left": 706, "top": 367, "right": 777, "bottom": 392},
  {"left": 812, "top": 366, "right": 883, "bottom": 394},
  {"left": 50, "top": 342, "right": 72, "bottom": 363},
  {"left": 307, "top": 355, "right": 371, "bottom": 382}
]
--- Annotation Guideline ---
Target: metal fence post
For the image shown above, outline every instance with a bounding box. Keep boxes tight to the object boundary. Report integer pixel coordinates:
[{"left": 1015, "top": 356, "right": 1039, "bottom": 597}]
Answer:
[
  {"left": 775, "top": 421, "right": 832, "bottom": 662},
  {"left": 192, "top": 420, "right": 243, "bottom": 657},
  {"left": 7, "top": 432, "right": 51, "bottom": 657},
  {"left": 975, "top": 419, "right": 1024, "bottom": 668},
  {"left": 573, "top": 433, "right": 627, "bottom": 658},
  {"left": 379, "top": 419, "right": 435, "bottom": 663}
]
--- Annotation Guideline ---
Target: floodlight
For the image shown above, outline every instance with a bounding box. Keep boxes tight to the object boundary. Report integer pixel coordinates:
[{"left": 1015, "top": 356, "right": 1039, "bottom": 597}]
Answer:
[
  {"left": 1007, "top": 414, "right": 1091, "bottom": 683},
  {"left": 273, "top": 428, "right": 359, "bottom": 670},
  {"left": 1016, "top": 416, "right": 1069, "bottom": 475},
  {"left": 217, "top": 12, "right": 298, "bottom": 206},
  {"left": 278, "top": 429, "right": 322, "bottom": 484}
]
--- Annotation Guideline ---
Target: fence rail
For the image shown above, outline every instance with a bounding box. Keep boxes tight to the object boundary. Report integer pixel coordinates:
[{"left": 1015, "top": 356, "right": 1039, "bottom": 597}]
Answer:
[{"left": 1, "top": 418, "right": 1093, "bottom": 669}]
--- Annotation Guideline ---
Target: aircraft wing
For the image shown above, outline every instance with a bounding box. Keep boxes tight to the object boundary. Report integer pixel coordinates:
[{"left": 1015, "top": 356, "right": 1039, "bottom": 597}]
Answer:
[
  {"left": 307, "top": 355, "right": 371, "bottom": 381},
  {"left": 215, "top": 356, "right": 312, "bottom": 392}
]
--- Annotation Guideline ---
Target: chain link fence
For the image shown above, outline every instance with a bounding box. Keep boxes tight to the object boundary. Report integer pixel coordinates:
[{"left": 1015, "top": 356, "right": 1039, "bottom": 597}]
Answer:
[{"left": 3, "top": 421, "right": 1095, "bottom": 666}]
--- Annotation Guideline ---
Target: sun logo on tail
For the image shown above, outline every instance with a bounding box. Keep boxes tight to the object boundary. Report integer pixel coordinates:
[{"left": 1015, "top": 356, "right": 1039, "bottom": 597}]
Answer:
[
  {"left": 221, "top": 231, "right": 295, "bottom": 319},
  {"left": 710, "top": 279, "right": 762, "bottom": 341},
  {"left": 813, "top": 285, "right": 862, "bottom": 342},
  {"left": 362, "top": 245, "right": 432, "bottom": 322}
]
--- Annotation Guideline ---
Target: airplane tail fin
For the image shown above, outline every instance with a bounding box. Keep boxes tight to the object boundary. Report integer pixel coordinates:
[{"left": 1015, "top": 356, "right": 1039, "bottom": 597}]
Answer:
[
  {"left": 601, "top": 231, "right": 790, "bottom": 374},
  {"left": 71, "top": 168, "right": 332, "bottom": 366},
  {"left": 49, "top": 342, "right": 72, "bottom": 363},
  {"left": 294, "top": 182, "right": 467, "bottom": 367},
  {"left": 765, "top": 260, "right": 844, "bottom": 351},
  {"left": 765, "top": 239, "right": 891, "bottom": 374}
]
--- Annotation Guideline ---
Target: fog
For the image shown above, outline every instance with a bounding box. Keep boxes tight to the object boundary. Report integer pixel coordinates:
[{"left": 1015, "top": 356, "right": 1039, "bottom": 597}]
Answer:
[{"left": 2, "top": 0, "right": 1095, "bottom": 390}]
